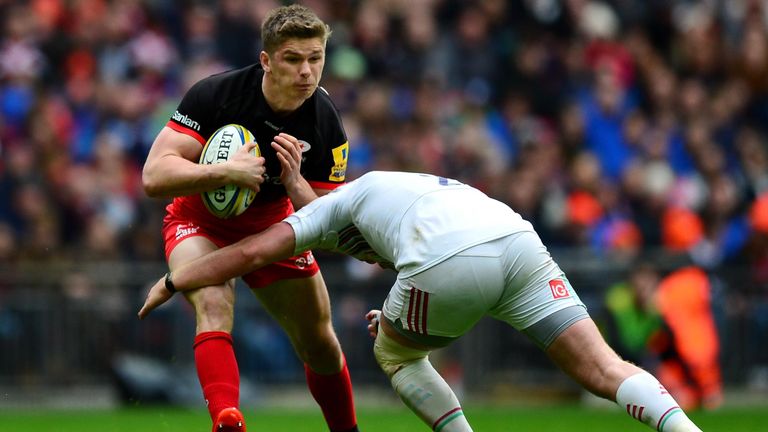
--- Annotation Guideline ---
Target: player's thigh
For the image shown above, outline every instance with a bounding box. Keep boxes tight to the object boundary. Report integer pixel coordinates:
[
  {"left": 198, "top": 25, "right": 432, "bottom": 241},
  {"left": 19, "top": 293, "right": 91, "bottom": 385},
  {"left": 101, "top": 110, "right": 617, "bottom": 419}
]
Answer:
[
  {"left": 382, "top": 245, "right": 506, "bottom": 346},
  {"left": 251, "top": 272, "right": 341, "bottom": 372},
  {"left": 169, "top": 235, "right": 236, "bottom": 330},
  {"left": 488, "top": 231, "right": 588, "bottom": 347},
  {"left": 168, "top": 234, "right": 219, "bottom": 267},
  {"left": 250, "top": 271, "right": 335, "bottom": 340}
]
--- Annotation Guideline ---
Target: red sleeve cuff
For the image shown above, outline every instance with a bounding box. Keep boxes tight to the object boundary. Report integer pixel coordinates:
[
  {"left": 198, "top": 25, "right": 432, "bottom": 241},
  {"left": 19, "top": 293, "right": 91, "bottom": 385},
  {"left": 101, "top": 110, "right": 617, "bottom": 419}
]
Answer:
[{"left": 166, "top": 121, "right": 206, "bottom": 145}]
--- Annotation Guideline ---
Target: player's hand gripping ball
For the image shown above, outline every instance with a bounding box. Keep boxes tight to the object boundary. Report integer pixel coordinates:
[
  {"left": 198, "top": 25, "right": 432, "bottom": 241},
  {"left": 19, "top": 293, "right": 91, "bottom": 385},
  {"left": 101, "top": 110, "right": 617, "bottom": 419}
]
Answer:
[{"left": 200, "top": 124, "right": 260, "bottom": 218}]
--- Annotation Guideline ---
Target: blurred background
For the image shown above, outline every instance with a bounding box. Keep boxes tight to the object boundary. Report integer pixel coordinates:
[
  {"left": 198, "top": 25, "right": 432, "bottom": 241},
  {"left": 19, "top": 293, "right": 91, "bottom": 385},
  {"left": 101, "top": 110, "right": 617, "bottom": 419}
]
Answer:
[{"left": 0, "top": 0, "right": 767, "bottom": 414}]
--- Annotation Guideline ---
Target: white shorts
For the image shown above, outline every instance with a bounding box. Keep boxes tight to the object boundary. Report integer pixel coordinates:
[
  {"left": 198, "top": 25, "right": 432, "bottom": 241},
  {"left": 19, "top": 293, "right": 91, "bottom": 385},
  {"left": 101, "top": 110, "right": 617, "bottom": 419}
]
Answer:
[{"left": 381, "top": 231, "right": 588, "bottom": 348}]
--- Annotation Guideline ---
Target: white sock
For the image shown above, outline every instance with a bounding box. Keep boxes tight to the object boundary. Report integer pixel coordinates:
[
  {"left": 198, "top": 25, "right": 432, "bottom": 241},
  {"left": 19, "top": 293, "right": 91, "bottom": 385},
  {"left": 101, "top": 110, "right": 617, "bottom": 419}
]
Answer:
[
  {"left": 616, "top": 372, "right": 703, "bottom": 432},
  {"left": 390, "top": 359, "right": 473, "bottom": 432}
]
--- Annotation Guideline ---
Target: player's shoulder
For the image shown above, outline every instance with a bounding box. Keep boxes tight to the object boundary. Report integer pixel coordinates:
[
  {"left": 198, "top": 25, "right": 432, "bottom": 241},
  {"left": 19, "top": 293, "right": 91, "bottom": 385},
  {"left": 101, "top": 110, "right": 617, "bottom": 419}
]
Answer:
[
  {"left": 311, "top": 85, "right": 345, "bottom": 129},
  {"left": 196, "top": 64, "right": 262, "bottom": 84},
  {"left": 189, "top": 64, "right": 262, "bottom": 98},
  {"left": 313, "top": 86, "right": 340, "bottom": 112}
]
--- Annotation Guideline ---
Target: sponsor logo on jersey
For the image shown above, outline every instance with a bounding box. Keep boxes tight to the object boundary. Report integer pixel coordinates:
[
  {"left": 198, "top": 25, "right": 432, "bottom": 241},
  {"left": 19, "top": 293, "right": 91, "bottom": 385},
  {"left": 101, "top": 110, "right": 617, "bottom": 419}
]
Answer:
[
  {"left": 171, "top": 111, "right": 201, "bottom": 132},
  {"left": 175, "top": 223, "right": 200, "bottom": 240},
  {"left": 298, "top": 140, "right": 311, "bottom": 152},
  {"left": 329, "top": 142, "right": 348, "bottom": 181},
  {"left": 549, "top": 279, "right": 570, "bottom": 299},
  {"left": 264, "top": 120, "right": 281, "bottom": 131},
  {"left": 261, "top": 173, "right": 282, "bottom": 185}
]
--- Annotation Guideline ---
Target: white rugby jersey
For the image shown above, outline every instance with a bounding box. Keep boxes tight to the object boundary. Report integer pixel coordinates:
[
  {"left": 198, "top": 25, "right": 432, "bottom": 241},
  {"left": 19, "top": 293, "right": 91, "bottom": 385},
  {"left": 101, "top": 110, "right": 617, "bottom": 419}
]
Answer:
[{"left": 283, "top": 171, "right": 536, "bottom": 278}]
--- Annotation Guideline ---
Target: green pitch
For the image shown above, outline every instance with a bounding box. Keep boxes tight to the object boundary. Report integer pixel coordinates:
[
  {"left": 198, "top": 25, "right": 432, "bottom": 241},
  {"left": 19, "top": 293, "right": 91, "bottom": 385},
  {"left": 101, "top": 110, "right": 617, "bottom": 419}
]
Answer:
[{"left": 1, "top": 405, "right": 765, "bottom": 431}]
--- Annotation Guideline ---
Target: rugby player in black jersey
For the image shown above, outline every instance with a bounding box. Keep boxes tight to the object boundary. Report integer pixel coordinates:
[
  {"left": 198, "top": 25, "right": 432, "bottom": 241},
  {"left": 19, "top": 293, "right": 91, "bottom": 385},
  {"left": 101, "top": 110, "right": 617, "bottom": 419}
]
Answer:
[{"left": 142, "top": 5, "right": 358, "bottom": 432}]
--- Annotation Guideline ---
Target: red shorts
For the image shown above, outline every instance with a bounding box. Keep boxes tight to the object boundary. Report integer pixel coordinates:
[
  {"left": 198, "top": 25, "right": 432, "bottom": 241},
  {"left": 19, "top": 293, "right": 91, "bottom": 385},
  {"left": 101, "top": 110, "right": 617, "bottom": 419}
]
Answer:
[{"left": 162, "top": 211, "right": 319, "bottom": 289}]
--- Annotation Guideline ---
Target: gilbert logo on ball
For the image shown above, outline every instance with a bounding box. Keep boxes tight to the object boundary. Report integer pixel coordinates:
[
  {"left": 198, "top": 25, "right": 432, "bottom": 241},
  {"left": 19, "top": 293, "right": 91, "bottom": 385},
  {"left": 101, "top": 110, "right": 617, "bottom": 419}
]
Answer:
[{"left": 199, "top": 124, "right": 260, "bottom": 218}]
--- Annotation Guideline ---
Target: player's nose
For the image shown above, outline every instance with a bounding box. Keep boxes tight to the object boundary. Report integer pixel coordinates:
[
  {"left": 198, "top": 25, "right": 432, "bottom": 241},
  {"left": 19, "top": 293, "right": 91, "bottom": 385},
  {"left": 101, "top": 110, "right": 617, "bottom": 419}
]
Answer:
[{"left": 299, "top": 60, "right": 311, "bottom": 76}]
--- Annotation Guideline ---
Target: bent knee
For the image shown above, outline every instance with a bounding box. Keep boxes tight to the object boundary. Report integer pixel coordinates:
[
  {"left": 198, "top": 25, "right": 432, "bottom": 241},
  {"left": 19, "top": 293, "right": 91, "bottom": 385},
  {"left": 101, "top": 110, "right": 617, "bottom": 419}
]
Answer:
[
  {"left": 195, "top": 297, "right": 234, "bottom": 318},
  {"left": 373, "top": 341, "right": 404, "bottom": 378},
  {"left": 188, "top": 288, "right": 235, "bottom": 331},
  {"left": 373, "top": 330, "right": 429, "bottom": 378},
  {"left": 293, "top": 326, "right": 343, "bottom": 372}
]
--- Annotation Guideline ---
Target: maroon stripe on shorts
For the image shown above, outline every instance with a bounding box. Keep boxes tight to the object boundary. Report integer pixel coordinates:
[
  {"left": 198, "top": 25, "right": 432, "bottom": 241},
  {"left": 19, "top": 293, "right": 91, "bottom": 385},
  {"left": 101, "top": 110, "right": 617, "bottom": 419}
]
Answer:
[{"left": 406, "top": 287, "right": 416, "bottom": 331}]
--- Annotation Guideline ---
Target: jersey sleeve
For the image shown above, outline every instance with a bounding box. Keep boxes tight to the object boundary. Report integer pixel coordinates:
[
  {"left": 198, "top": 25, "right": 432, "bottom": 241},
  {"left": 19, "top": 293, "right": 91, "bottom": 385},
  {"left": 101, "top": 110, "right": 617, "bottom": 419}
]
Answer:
[
  {"left": 166, "top": 79, "right": 218, "bottom": 145},
  {"left": 304, "top": 89, "right": 349, "bottom": 190},
  {"left": 283, "top": 184, "right": 353, "bottom": 254}
]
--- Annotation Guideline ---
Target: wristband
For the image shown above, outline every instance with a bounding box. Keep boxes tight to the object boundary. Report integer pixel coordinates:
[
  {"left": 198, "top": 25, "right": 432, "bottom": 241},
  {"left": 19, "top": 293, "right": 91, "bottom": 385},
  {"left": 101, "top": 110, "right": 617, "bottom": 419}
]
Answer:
[{"left": 164, "top": 272, "right": 177, "bottom": 294}]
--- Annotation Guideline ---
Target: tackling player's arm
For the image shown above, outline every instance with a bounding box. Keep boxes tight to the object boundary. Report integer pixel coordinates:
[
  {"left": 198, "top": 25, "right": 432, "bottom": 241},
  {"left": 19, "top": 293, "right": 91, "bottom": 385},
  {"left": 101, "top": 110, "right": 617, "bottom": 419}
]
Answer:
[
  {"left": 142, "top": 127, "right": 265, "bottom": 198},
  {"left": 138, "top": 222, "right": 297, "bottom": 319}
]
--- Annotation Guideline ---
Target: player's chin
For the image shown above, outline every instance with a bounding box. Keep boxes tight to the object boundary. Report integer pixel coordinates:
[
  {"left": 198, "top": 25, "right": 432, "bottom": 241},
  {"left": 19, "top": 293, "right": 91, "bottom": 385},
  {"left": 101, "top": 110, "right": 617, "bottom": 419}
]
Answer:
[{"left": 295, "top": 84, "right": 316, "bottom": 97}]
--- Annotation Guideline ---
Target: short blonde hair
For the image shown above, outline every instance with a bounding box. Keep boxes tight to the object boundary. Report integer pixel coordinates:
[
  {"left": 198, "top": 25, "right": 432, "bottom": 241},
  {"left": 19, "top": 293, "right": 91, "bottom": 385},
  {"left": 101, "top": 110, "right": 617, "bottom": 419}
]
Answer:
[{"left": 261, "top": 4, "right": 331, "bottom": 54}]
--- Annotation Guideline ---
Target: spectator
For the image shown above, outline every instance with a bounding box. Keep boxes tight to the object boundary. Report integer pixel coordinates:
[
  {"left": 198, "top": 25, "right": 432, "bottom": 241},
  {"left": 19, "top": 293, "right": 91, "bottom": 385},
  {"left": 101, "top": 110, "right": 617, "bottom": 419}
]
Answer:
[
  {"left": 603, "top": 262, "right": 724, "bottom": 411},
  {"left": 0, "top": 0, "right": 763, "bottom": 263},
  {"left": 655, "top": 266, "right": 724, "bottom": 411},
  {"left": 603, "top": 263, "right": 663, "bottom": 366}
]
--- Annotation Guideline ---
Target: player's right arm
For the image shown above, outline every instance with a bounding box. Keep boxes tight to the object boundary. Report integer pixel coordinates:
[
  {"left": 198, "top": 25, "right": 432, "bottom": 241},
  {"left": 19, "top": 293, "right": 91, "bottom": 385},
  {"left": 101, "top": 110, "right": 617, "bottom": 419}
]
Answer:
[
  {"left": 143, "top": 75, "right": 267, "bottom": 198},
  {"left": 142, "top": 127, "right": 265, "bottom": 198}
]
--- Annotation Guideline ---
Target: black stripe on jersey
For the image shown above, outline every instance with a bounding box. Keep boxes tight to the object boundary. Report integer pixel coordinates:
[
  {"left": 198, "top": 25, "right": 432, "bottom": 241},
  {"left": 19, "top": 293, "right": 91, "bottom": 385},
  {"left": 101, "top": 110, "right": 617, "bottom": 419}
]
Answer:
[{"left": 334, "top": 224, "right": 394, "bottom": 269}]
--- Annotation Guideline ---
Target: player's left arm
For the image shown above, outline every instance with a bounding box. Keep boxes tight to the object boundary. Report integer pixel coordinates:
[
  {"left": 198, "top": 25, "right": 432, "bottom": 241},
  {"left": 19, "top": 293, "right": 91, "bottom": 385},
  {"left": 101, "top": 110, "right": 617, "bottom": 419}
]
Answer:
[
  {"left": 272, "top": 132, "right": 321, "bottom": 209},
  {"left": 138, "top": 222, "right": 297, "bottom": 319},
  {"left": 295, "top": 91, "right": 349, "bottom": 206}
]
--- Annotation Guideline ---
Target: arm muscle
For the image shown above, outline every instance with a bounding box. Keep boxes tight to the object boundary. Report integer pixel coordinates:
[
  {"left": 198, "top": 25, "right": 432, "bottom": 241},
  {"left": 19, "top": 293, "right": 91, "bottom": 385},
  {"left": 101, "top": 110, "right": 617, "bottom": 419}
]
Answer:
[
  {"left": 172, "top": 222, "right": 297, "bottom": 290},
  {"left": 142, "top": 127, "right": 229, "bottom": 198}
]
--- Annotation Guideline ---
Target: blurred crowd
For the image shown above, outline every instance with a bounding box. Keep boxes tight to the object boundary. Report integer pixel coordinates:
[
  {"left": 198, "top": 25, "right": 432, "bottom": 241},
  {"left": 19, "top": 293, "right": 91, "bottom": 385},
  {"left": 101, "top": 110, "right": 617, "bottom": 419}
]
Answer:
[
  {"left": 1, "top": 0, "right": 768, "bottom": 394},
  {"left": 1, "top": 0, "right": 767, "bottom": 272}
]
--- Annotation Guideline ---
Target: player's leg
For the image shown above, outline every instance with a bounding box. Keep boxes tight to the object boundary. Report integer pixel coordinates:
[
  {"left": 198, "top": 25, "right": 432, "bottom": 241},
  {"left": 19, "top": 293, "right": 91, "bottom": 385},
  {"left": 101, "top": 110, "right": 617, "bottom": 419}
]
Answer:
[
  {"left": 168, "top": 235, "right": 243, "bottom": 430},
  {"left": 372, "top": 244, "right": 511, "bottom": 432},
  {"left": 546, "top": 318, "right": 703, "bottom": 432},
  {"left": 489, "top": 230, "right": 702, "bottom": 432},
  {"left": 251, "top": 271, "right": 358, "bottom": 432},
  {"left": 371, "top": 313, "right": 472, "bottom": 432}
]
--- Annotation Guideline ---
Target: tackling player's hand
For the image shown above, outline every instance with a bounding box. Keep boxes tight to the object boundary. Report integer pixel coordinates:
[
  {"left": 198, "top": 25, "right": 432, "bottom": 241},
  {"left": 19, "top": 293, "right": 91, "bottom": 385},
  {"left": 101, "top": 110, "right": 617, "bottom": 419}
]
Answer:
[
  {"left": 138, "top": 275, "right": 174, "bottom": 319},
  {"left": 272, "top": 133, "right": 304, "bottom": 189},
  {"left": 365, "top": 309, "right": 381, "bottom": 339},
  {"left": 226, "top": 141, "right": 265, "bottom": 191}
]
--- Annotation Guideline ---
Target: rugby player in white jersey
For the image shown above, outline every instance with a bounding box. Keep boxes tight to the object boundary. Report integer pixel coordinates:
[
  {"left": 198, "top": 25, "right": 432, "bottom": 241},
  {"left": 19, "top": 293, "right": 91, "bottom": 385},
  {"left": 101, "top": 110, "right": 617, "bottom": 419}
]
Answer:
[{"left": 139, "top": 171, "right": 704, "bottom": 432}]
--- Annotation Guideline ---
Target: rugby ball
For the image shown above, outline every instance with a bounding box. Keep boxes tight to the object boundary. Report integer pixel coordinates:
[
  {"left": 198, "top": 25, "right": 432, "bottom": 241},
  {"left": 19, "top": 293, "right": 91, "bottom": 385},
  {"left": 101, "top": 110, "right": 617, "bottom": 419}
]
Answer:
[{"left": 199, "top": 124, "right": 260, "bottom": 218}]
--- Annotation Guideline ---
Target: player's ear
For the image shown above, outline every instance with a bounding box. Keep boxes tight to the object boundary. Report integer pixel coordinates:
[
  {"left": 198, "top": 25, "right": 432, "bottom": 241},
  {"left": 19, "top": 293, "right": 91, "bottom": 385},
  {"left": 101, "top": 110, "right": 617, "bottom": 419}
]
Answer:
[{"left": 260, "top": 51, "right": 270, "bottom": 73}]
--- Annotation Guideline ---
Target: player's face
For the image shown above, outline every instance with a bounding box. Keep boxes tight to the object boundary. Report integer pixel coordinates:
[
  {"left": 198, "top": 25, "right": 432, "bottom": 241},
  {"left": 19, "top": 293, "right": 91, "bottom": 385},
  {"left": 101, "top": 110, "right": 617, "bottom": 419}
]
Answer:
[{"left": 265, "top": 37, "right": 325, "bottom": 102}]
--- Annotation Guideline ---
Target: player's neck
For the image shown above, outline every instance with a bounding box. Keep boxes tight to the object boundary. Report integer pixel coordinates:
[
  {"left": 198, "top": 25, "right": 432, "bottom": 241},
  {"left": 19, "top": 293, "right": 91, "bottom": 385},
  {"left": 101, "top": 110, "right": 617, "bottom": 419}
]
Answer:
[{"left": 262, "top": 78, "right": 303, "bottom": 115}]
